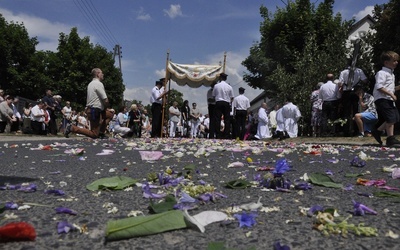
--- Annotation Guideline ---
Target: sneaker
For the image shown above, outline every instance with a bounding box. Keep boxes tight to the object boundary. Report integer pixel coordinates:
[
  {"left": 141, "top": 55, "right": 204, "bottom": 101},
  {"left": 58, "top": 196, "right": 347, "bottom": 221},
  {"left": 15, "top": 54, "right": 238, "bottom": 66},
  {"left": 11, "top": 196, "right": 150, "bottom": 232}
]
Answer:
[
  {"left": 357, "top": 133, "right": 364, "bottom": 138},
  {"left": 64, "top": 123, "right": 72, "bottom": 138},
  {"left": 386, "top": 136, "right": 400, "bottom": 147},
  {"left": 371, "top": 130, "right": 383, "bottom": 145}
]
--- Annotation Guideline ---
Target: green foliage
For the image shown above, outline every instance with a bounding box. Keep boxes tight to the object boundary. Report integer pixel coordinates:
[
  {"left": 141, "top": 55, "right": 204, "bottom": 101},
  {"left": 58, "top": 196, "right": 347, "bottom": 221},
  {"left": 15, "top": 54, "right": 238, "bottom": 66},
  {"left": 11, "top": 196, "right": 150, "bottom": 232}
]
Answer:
[
  {"left": 370, "top": 0, "right": 400, "bottom": 75},
  {"left": 0, "top": 17, "right": 124, "bottom": 110},
  {"left": 242, "top": 0, "right": 352, "bottom": 133}
]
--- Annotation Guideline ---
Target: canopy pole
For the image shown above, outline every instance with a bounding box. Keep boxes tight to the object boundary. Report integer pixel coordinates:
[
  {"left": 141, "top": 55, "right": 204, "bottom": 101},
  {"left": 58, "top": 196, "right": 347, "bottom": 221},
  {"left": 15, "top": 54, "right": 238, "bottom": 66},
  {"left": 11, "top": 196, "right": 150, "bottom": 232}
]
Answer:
[
  {"left": 223, "top": 51, "right": 227, "bottom": 72},
  {"left": 161, "top": 50, "right": 170, "bottom": 138}
]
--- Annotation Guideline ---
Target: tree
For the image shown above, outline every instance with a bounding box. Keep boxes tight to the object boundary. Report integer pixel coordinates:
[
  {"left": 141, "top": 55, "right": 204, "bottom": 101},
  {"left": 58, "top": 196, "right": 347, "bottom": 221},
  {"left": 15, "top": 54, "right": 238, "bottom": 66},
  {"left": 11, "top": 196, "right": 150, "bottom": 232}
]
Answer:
[
  {"left": 0, "top": 14, "right": 38, "bottom": 97},
  {"left": 53, "top": 27, "right": 124, "bottom": 111},
  {"left": 370, "top": 0, "right": 400, "bottom": 75},
  {"left": 242, "top": 0, "right": 351, "bottom": 134}
]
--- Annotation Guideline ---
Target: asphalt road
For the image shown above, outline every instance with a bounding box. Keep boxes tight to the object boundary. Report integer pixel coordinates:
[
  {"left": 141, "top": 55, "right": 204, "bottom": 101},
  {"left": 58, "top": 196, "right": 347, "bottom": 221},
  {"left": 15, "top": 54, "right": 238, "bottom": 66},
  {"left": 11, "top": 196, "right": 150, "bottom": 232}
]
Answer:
[{"left": 0, "top": 135, "right": 399, "bottom": 250}]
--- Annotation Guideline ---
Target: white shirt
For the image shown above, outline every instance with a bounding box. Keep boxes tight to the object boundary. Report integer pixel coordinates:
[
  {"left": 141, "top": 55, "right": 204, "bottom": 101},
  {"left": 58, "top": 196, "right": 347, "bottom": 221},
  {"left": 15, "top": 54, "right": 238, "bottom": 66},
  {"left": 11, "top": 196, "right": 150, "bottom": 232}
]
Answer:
[
  {"left": 373, "top": 67, "right": 396, "bottom": 101},
  {"left": 30, "top": 105, "right": 45, "bottom": 122},
  {"left": 339, "top": 68, "right": 367, "bottom": 91},
  {"left": 86, "top": 78, "right": 107, "bottom": 110},
  {"left": 62, "top": 106, "right": 72, "bottom": 119},
  {"left": 212, "top": 81, "right": 234, "bottom": 103},
  {"left": 150, "top": 86, "right": 164, "bottom": 104},
  {"left": 319, "top": 81, "right": 340, "bottom": 101},
  {"left": 232, "top": 94, "right": 250, "bottom": 111}
]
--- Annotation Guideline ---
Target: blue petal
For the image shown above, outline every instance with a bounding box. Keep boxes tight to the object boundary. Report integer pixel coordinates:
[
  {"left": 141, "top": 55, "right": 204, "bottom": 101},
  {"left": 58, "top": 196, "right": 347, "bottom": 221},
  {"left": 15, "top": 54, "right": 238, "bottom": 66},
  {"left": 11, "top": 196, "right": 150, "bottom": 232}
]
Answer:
[
  {"left": 55, "top": 207, "right": 78, "bottom": 215},
  {"left": 45, "top": 189, "right": 65, "bottom": 196},
  {"left": 57, "top": 221, "right": 74, "bottom": 234},
  {"left": 179, "top": 192, "right": 197, "bottom": 203}
]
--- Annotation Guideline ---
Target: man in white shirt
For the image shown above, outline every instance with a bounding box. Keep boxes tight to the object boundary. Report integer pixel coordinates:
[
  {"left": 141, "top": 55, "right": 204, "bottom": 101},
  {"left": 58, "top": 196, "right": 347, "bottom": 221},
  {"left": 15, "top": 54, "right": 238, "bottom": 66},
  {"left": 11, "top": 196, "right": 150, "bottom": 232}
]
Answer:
[
  {"left": 232, "top": 87, "right": 250, "bottom": 140},
  {"left": 212, "top": 73, "right": 234, "bottom": 139},
  {"left": 149, "top": 79, "right": 168, "bottom": 138},
  {"left": 30, "top": 100, "right": 46, "bottom": 135},
  {"left": 319, "top": 73, "right": 341, "bottom": 136}
]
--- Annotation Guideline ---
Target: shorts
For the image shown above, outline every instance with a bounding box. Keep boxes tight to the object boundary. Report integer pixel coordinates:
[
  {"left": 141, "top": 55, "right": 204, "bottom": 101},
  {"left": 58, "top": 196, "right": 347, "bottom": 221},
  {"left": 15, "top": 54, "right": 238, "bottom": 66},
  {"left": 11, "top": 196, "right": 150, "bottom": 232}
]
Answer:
[{"left": 375, "top": 99, "right": 400, "bottom": 124}]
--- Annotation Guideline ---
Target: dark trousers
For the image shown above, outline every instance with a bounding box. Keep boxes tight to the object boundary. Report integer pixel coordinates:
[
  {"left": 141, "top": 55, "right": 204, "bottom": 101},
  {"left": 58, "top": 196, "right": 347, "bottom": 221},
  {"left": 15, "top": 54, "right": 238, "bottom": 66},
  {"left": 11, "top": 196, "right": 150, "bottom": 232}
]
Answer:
[
  {"left": 151, "top": 103, "right": 162, "bottom": 138},
  {"left": 31, "top": 121, "right": 47, "bottom": 135},
  {"left": 0, "top": 121, "right": 7, "bottom": 133},
  {"left": 321, "top": 100, "right": 338, "bottom": 136},
  {"left": 208, "top": 104, "right": 216, "bottom": 139},
  {"left": 339, "top": 91, "right": 358, "bottom": 136},
  {"left": 235, "top": 110, "right": 247, "bottom": 140},
  {"left": 215, "top": 101, "right": 231, "bottom": 139}
]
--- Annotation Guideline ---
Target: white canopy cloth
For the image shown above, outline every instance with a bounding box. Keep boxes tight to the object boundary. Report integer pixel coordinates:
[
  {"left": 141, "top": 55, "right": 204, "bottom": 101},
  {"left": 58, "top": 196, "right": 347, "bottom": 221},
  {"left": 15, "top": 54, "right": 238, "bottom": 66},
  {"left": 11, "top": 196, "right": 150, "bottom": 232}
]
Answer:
[{"left": 167, "top": 61, "right": 223, "bottom": 88}]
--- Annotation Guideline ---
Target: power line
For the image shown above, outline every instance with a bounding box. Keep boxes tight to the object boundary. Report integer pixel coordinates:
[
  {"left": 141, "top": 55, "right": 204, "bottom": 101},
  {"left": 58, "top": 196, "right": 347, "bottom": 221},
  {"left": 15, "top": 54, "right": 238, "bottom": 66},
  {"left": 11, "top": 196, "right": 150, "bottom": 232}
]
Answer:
[
  {"left": 72, "top": 0, "right": 118, "bottom": 49},
  {"left": 87, "top": 0, "right": 119, "bottom": 45}
]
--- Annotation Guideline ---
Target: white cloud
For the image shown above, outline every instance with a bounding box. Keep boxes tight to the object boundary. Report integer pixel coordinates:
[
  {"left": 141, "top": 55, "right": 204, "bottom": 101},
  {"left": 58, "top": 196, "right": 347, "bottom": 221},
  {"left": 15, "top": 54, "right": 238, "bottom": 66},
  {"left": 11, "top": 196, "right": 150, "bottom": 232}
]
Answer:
[
  {"left": 354, "top": 6, "right": 374, "bottom": 21},
  {"left": 136, "top": 7, "right": 151, "bottom": 21},
  {"left": 163, "top": 4, "right": 183, "bottom": 19},
  {"left": 0, "top": 8, "right": 71, "bottom": 51}
]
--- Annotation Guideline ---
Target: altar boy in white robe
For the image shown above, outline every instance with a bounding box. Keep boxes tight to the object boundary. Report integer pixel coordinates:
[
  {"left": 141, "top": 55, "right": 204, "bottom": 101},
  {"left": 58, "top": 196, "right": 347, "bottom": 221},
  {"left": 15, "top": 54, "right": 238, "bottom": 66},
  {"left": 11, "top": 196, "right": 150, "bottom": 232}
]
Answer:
[
  {"left": 255, "top": 102, "right": 271, "bottom": 139},
  {"left": 282, "top": 97, "right": 302, "bottom": 138}
]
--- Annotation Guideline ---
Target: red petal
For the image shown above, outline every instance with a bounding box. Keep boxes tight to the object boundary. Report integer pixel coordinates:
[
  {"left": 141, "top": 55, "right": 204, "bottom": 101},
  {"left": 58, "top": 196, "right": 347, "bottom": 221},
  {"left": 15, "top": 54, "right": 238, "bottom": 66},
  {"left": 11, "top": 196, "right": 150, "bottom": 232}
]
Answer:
[{"left": 0, "top": 222, "right": 36, "bottom": 242}]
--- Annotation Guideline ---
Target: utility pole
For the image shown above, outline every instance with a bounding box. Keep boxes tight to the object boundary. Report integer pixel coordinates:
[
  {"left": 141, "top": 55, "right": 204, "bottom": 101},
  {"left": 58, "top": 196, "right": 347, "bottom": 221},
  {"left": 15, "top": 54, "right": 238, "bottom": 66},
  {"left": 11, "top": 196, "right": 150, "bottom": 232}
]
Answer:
[{"left": 113, "top": 44, "right": 122, "bottom": 72}]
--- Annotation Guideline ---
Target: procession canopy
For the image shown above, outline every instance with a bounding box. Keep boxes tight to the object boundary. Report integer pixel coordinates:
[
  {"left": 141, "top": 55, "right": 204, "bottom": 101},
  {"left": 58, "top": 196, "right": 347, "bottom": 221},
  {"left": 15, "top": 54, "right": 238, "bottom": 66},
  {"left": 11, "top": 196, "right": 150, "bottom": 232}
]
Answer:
[{"left": 167, "top": 61, "right": 223, "bottom": 88}]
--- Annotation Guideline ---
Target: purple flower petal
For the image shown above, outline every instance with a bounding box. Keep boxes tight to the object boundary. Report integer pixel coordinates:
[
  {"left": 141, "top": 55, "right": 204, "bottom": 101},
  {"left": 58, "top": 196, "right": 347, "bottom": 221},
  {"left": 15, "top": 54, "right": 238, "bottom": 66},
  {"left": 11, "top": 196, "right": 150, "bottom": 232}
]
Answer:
[
  {"left": 198, "top": 180, "right": 206, "bottom": 185},
  {"left": 55, "top": 207, "right": 78, "bottom": 215},
  {"left": 18, "top": 183, "right": 37, "bottom": 192},
  {"left": 350, "top": 156, "right": 366, "bottom": 167},
  {"left": 353, "top": 200, "right": 377, "bottom": 216},
  {"left": 273, "top": 159, "right": 291, "bottom": 175},
  {"left": 325, "top": 170, "right": 334, "bottom": 175},
  {"left": 343, "top": 184, "right": 354, "bottom": 191},
  {"left": 307, "top": 205, "right": 323, "bottom": 217},
  {"left": 5, "top": 202, "right": 19, "bottom": 210},
  {"left": 57, "top": 221, "right": 75, "bottom": 234},
  {"left": 274, "top": 241, "right": 291, "bottom": 250},
  {"left": 234, "top": 212, "right": 257, "bottom": 228},
  {"left": 179, "top": 192, "right": 197, "bottom": 203},
  {"left": 142, "top": 183, "right": 166, "bottom": 199},
  {"left": 45, "top": 189, "right": 65, "bottom": 196},
  {"left": 294, "top": 182, "right": 312, "bottom": 190}
]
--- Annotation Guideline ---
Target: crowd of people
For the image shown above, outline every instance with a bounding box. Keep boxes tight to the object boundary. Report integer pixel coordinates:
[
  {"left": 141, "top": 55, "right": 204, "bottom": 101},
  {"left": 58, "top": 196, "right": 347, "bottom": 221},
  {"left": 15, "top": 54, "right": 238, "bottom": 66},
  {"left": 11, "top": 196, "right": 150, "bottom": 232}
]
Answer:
[
  {"left": 311, "top": 51, "right": 400, "bottom": 146},
  {"left": 0, "top": 51, "right": 398, "bottom": 144}
]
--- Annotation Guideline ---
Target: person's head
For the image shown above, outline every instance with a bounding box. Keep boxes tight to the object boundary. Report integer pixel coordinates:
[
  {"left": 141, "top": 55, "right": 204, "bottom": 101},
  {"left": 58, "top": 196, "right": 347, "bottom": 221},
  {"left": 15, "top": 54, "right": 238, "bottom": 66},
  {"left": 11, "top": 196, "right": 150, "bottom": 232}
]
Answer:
[
  {"left": 53, "top": 95, "right": 62, "bottom": 101},
  {"left": 192, "top": 102, "right": 197, "bottom": 108},
  {"left": 25, "top": 102, "right": 32, "bottom": 109},
  {"left": 239, "top": 87, "right": 245, "bottom": 94},
  {"left": 326, "top": 74, "right": 334, "bottom": 81},
  {"left": 65, "top": 101, "right": 71, "bottom": 107},
  {"left": 381, "top": 51, "right": 399, "bottom": 70},
  {"left": 119, "top": 106, "right": 127, "bottom": 113},
  {"left": 173, "top": 101, "right": 178, "bottom": 107},
  {"left": 45, "top": 89, "right": 52, "bottom": 96},
  {"left": 37, "top": 99, "right": 45, "bottom": 108},
  {"left": 5, "top": 95, "right": 14, "bottom": 104},
  {"left": 261, "top": 102, "right": 268, "bottom": 109},
  {"left": 130, "top": 104, "right": 137, "bottom": 111},
  {"left": 91, "top": 68, "right": 104, "bottom": 81},
  {"left": 143, "top": 109, "right": 148, "bottom": 114},
  {"left": 155, "top": 80, "right": 163, "bottom": 87},
  {"left": 0, "top": 89, "right": 4, "bottom": 96},
  {"left": 13, "top": 97, "right": 19, "bottom": 103},
  {"left": 316, "top": 82, "right": 324, "bottom": 90},
  {"left": 219, "top": 73, "right": 228, "bottom": 81},
  {"left": 183, "top": 100, "right": 189, "bottom": 106},
  {"left": 354, "top": 86, "right": 365, "bottom": 96}
]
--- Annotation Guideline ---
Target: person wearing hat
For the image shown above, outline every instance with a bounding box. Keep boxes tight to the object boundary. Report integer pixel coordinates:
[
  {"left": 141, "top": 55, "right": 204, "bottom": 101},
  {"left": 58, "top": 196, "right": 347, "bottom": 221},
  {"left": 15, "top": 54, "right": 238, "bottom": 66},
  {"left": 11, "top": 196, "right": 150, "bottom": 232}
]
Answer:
[
  {"left": 232, "top": 87, "right": 250, "bottom": 140},
  {"left": 150, "top": 79, "right": 168, "bottom": 138},
  {"left": 212, "top": 73, "right": 234, "bottom": 139}
]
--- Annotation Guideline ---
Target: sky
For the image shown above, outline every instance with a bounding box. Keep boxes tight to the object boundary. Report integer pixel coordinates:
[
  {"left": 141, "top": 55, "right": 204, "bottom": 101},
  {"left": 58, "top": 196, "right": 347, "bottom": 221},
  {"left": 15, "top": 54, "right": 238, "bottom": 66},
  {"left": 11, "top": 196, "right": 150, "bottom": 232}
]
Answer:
[{"left": 0, "top": 0, "right": 388, "bottom": 114}]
